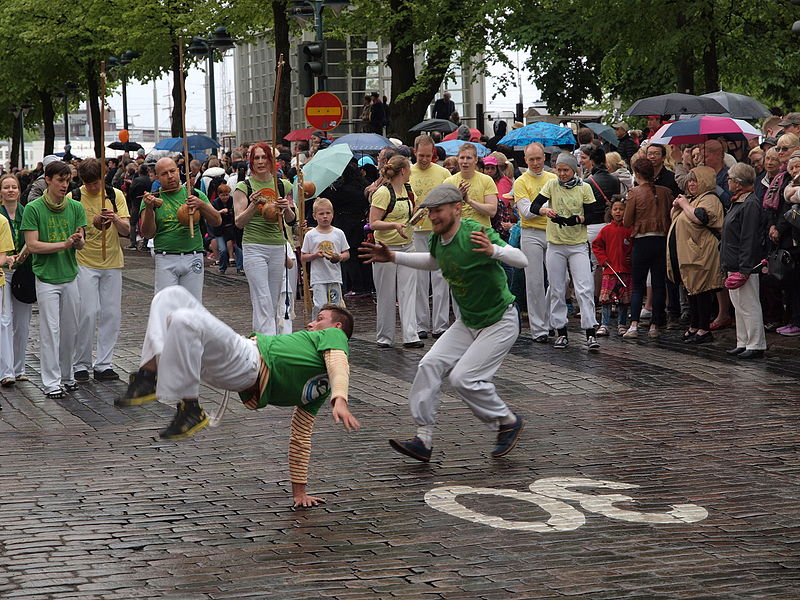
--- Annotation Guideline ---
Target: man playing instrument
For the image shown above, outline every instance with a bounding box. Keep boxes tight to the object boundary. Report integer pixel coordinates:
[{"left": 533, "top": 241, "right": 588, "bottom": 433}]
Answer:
[
  {"left": 125, "top": 285, "right": 360, "bottom": 508},
  {"left": 70, "top": 158, "right": 130, "bottom": 383},
  {"left": 360, "top": 183, "right": 528, "bottom": 462},
  {"left": 139, "top": 157, "right": 221, "bottom": 302}
]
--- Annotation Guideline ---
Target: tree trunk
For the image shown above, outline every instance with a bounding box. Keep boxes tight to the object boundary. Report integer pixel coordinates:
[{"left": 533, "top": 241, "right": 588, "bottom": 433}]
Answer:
[
  {"left": 701, "top": 4, "right": 719, "bottom": 93},
  {"left": 38, "top": 90, "right": 56, "bottom": 156},
  {"left": 171, "top": 37, "right": 184, "bottom": 138},
  {"left": 87, "top": 59, "right": 103, "bottom": 158},
  {"left": 272, "top": 0, "right": 292, "bottom": 142},
  {"left": 675, "top": 13, "right": 694, "bottom": 94},
  {"left": 10, "top": 114, "right": 20, "bottom": 170}
]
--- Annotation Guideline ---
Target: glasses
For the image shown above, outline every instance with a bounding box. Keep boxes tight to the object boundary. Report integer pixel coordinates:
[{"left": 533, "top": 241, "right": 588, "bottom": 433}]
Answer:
[{"left": 776, "top": 146, "right": 794, "bottom": 152}]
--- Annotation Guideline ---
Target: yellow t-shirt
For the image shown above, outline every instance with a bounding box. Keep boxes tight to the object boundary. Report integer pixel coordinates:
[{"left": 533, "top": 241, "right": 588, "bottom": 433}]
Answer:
[
  {"left": 371, "top": 185, "right": 412, "bottom": 246},
  {"left": 410, "top": 162, "right": 450, "bottom": 231},
  {"left": 443, "top": 172, "right": 497, "bottom": 228},
  {"left": 539, "top": 178, "right": 596, "bottom": 245},
  {"left": 513, "top": 170, "right": 558, "bottom": 230},
  {"left": 0, "top": 213, "right": 14, "bottom": 287},
  {"left": 72, "top": 187, "right": 130, "bottom": 270}
]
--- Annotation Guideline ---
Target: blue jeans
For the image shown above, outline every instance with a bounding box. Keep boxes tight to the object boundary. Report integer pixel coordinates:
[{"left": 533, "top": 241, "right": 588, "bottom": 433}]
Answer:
[
  {"left": 216, "top": 236, "right": 243, "bottom": 271},
  {"left": 601, "top": 303, "right": 629, "bottom": 327}
]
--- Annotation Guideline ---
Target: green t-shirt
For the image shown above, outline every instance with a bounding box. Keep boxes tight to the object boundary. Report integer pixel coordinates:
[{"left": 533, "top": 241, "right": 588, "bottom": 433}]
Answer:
[
  {"left": 429, "top": 218, "right": 515, "bottom": 329},
  {"left": 239, "top": 327, "right": 350, "bottom": 413},
  {"left": 140, "top": 187, "right": 210, "bottom": 253},
  {"left": 21, "top": 195, "right": 87, "bottom": 284},
  {"left": 236, "top": 177, "right": 294, "bottom": 246},
  {"left": 539, "top": 178, "right": 595, "bottom": 245}
]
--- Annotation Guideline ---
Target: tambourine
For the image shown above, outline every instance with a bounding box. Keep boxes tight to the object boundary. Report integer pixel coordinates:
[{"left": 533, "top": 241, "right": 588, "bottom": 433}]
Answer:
[
  {"left": 409, "top": 207, "right": 428, "bottom": 226},
  {"left": 177, "top": 203, "right": 201, "bottom": 226},
  {"left": 318, "top": 240, "right": 335, "bottom": 259}
]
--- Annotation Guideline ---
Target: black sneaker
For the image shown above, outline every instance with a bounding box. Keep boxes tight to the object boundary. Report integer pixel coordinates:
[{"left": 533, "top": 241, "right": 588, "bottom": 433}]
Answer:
[
  {"left": 417, "top": 331, "right": 429, "bottom": 339},
  {"left": 491, "top": 415, "right": 524, "bottom": 458},
  {"left": 93, "top": 368, "right": 120, "bottom": 381},
  {"left": 74, "top": 370, "right": 90, "bottom": 382},
  {"left": 116, "top": 370, "right": 157, "bottom": 406},
  {"left": 389, "top": 437, "right": 432, "bottom": 462},
  {"left": 533, "top": 334, "right": 549, "bottom": 343},
  {"left": 159, "top": 400, "right": 210, "bottom": 440},
  {"left": 403, "top": 340, "right": 424, "bottom": 348}
]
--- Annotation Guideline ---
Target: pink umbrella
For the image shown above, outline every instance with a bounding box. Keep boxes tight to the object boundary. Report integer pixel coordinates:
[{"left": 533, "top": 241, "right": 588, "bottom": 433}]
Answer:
[
  {"left": 443, "top": 127, "right": 483, "bottom": 142},
  {"left": 649, "top": 116, "right": 760, "bottom": 145},
  {"left": 283, "top": 127, "right": 316, "bottom": 141}
]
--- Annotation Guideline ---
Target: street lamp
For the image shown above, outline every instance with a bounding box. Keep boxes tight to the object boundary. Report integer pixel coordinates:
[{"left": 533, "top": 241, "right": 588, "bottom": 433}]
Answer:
[
  {"left": 108, "top": 50, "right": 140, "bottom": 130},
  {"left": 188, "top": 27, "right": 236, "bottom": 149},
  {"left": 289, "top": 0, "right": 349, "bottom": 93},
  {"left": 10, "top": 101, "right": 33, "bottom": 169},
  {"left": 55, "top": 81, "right": 79, "bottom": 153}
]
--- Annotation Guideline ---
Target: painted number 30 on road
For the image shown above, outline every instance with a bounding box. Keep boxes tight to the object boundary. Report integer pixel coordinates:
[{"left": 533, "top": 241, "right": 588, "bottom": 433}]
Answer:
[{"left": 424, "top": 477, "right": 708, "bottom": 532}]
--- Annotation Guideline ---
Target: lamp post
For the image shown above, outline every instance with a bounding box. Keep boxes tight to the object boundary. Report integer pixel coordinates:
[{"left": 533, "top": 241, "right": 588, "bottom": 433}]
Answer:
[
  {"left": 55, "top": 81, "right": 79, "bottom": 151},
  {"left": 289, "top": 0, "right": 349, "bottom": 93},
  {"left": 108, "top": 50, "right": 140, "bottom": 130},
  {"left": 188, "top": 27, "right": 235, "bottom": 151},
  {"left": 10, "top": 102, "right": 33, "bottom": 169}
]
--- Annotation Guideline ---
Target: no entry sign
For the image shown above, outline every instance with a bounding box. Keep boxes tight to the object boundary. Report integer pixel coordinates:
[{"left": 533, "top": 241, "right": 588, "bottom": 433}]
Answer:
[{"left": 304, "top": 92, "right": 343, "bottom": 131}]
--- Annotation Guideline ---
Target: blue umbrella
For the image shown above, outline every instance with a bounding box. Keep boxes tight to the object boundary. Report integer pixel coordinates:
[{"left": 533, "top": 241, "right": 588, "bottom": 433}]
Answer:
[
  {"left": 330, "top": 133, "right": 396, "bottom": 152},
  {"left": 498, "top": 122, "right": 576, "bottom": 148},
  {"left": 435, "top": 140, "right": 491, "bottom": 157},
  {"left": 153, "top": 135, "right": 221, "bottom": 153},
  {"left": 584, "top": 122, "right": 619, "bottom": 147},
  {"left": 295, "top": 144, "right": 354, "bottom": 200}
]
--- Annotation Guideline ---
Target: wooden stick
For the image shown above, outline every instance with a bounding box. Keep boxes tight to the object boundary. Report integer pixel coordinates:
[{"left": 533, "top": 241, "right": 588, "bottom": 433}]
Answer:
[
  {"left": 99, "top": 60, "right": 108, "bottom": 261},
  {"left": 178, "top": 39, "right": 194, "bottom": 238},
  {"left": 296, "top": 166, "right": 311, "bottom": 319}
]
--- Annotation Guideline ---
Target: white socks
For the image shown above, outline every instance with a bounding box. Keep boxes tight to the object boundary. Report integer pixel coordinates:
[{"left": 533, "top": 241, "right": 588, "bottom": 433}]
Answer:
[{"left": 416, "top": 425, "right": 434, "bottom": 449}]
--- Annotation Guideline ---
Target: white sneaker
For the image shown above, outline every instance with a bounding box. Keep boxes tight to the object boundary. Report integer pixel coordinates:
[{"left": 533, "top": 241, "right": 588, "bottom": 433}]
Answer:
[
  {"left": 640, "top": 308, "right": 652, "bottom": 320},
  {"left": 622, "top": 328, "right": 638, "bottom": 339},
  {"left": 587, "top": 336, "right": 600, "bottom": 351},
  {"left": 596, "top": 325, "right": 609, "bottom": 336}
]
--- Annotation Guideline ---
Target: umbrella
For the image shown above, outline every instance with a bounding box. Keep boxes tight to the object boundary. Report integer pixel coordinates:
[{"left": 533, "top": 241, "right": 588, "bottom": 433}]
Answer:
[
  {"left": 283, "top": 127, "right": 316, "bottom": 141},
  {"left": 409, "top": 119, "right": 458, "bottom": 134},
  {"left": 296, "top": 144, "right": 354, "bottom": 200},
  {"left": 583, "top": 122, "right": 618, "bottom": 147},
  {"left": 330, "top": 133, "right": 396, "bottom": 152},
  {"left": 154, "top": 135, "right": 221, "bottom": 153},
  {"left": 624, "top": 93, "right": 726, "bottom": 117},
  {"left": 108, "top": 141, "right": 144, "bottom": 152},
  {"left": 497, "top": 122, "right": 576, "bottom": 147},
  {"left": 435, "top": 140, "right": 491, "bottom": 157},
  {"left": 443, "top": 127, "right": 482, "bottom": 142},
  {"left": 699, "top": 91, "right": 771, "bottom": 120},
  {"left": 649, "top": 116, "right": 761, "bottom": 145}
]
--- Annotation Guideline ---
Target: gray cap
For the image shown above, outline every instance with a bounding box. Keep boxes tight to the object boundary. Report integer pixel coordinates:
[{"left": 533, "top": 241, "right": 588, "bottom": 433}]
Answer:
[
  {"left": 419, "top": 183, "right": 462, "bottom": 208},
  {"left": 778, "top": 112, "right": 800, "bottom": 127},
  {"left": 555, "top": 152, "right": 579, "bottom": 173},
  {"left": 42, "top": 154, "right": 60, "bottom": 167}
]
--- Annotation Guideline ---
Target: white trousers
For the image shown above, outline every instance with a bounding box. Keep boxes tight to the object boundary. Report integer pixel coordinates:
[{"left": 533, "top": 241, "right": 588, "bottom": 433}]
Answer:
[
  {"left": 9, "top": 269, "right": 32, "bottom": 377},
  {"left": 154, "top": 253, "right": 204, "bottom": 302},
  {"left": 547, "top": 242, "right": 596, "bottom": 330},
  {"left": 141, "top": 286, "right": 260, "bottom": 402},
  {"left": 413, "top": 231, "right": 450, "bottom": 334},
  {"left": 243, "top": 243, "right": 287, "bottom": 335},
  {"left": 74, "top": 266, "right": 122, "bottom": 372},
  {"left": 0, "top": 282, "right": 12, "bottom": 379},
  {"left": 409, "top": 303, "right": 517, "bottom": 427},
  {"left": 35, "top": 277, "right": 79, "bottom": 393},
  {"left": 311, "top": 282, "right": 343, "bottom": 319},
  {"left": 520, "top": 228, "right": 550, "bottom": 337},
  {"left": 728, "top": 272, "right": 767, "bottom": 351},
  {"left": 372, "top": 244, "right": 418, "bottom": 345},
  {"left": 278, "top": 247, "right": 297, "bottom": 334},
  {"left": 587, "top": 223, "right": 604, "bottom": 269}
]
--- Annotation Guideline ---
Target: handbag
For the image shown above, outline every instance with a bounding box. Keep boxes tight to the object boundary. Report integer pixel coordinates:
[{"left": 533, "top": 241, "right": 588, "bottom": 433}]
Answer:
[
  {"left": 10, "top": 257, "right": 36, "bottom": 304},
  {"left": 783, "top": 204, "right": 800, "bottom": 232},
  {"left": 508, "top": 222, "right": 521, "bottom": 248},
  {"left": 767, "top": 248, "right": 795, "bottom": 282}
]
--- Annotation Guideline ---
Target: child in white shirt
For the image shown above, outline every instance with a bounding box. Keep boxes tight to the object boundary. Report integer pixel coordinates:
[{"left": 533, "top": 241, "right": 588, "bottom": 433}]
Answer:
[{"left": 301, "top": 198, "right": 350, "bottom": 318}]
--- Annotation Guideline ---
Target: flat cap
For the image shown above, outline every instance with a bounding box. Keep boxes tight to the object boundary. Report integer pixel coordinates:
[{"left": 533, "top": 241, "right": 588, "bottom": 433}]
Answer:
[
  {"left": 778, "top": 112, "right": 800, "bottom": 127},
  {"left": 419, "top": 183, "right": 462, "bottom": 208}
]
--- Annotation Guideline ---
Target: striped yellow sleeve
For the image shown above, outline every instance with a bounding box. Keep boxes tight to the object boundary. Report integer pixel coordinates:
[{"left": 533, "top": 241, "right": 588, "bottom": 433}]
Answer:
[
  {"left": 323, "top": 349, "right": 349, "bottom": 402},
  {"left": 288, "top": 406, "right": 315, "bottom": 484}
]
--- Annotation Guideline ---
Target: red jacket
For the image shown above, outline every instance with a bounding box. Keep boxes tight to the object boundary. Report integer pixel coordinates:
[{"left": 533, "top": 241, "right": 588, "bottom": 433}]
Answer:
[{"left": 592, "top": 220, "right": 634, "bottom": 275}]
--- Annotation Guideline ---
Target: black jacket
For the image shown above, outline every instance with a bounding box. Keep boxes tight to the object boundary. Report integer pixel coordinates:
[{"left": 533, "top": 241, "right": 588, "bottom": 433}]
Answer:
[
  {"left": 616, "top": 134, "right": 639, "bottom": 165},
  {"left": 720, "top": 192, "right": 765, "bottom": 272},
  {"left": 654, "top": 166, "right": 682, "bottom": 199},
  {"left": 585, "top": 166, "right": 620, "bottom": 224}
]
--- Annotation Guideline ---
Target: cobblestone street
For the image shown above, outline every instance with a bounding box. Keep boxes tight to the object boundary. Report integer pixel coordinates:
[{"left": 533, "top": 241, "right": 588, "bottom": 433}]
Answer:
[{"left": 1, "top": 252, "right": 798, "bottom": 599}]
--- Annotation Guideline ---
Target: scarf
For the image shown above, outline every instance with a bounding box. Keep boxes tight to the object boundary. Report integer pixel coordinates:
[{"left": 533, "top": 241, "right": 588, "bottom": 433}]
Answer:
[
  {"left": 42, "top": 191, "right": 67, "bottom": 213},
  {"left": 558, "top": 176, "right": 582, "bottom": 189},
  {"left": 763, "top": 166, "right": 788, "bottom": 211}
]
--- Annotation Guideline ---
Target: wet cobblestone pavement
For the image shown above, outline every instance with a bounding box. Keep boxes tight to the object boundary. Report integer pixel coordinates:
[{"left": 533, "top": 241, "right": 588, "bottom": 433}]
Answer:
[{"left": 1, "top": 252, "right": 798, "bottom": 599}]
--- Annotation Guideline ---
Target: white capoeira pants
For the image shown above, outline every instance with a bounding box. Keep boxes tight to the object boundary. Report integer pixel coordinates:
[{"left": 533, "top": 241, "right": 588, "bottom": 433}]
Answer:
[
  {"left": 154, "top": 252, "right": 204, "bottom": 302},
  {"left": 0, "top": 282, "right": 12, "bottom": 380},
  {"left": 243, "top": 242, "right": 287, "bottom": 335},
  {"left": 74, "top": 266, "right": 122, "bottom": 373},
  {"left": 372, "top": 244, "right": 418, "bottom": 345},
  {"left": 728, "top": 272, "right": 766, "bottom": 351},
  {"left": 409, "top": 303, "right": 517, "bottom": 427},
  {"left": 141, "top": 286, "right": 259, "bottom": 403},
  {"left": 9, "top": 269, "right": 32, "bottom": 377},
  {"left": 36, "top": 277, "right": 79, "bottom": 393},
  {"left": 278, "top": 244, "right": 298, "bottom": 335},
  {"left": 413, "top": 231, "right": 450, "bottom": 334},
  {"left": 520, "top": 227, "right": 550, "bottom": 338},
  {"left": 546, "top": 242, "right": 596, "bottom": 331}
]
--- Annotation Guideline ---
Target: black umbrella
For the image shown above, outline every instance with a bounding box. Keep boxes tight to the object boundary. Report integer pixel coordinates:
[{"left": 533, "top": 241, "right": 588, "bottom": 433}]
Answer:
[
  {"left": 409, "top": 118, "right": 458, "bottom": 133},
  {"left": 624, "top": 93, "right": 726, "bottom": 117},
  {"left": 700, "top": 91, "right": 771, "bottom": 120},
  {"left": 108, "top": 141, "right": 144, "bottom": 151}
]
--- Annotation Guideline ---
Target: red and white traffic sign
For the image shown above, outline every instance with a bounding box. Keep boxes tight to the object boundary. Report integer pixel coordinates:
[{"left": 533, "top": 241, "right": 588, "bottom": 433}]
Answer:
[{"left": 304, "top": 92, "right": 343, "bottom": 131}]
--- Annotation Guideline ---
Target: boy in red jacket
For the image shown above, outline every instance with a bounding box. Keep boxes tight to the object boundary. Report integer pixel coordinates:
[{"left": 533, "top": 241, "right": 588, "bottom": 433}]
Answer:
[{"left": 591, "top": 198, "right": 633, "bottom": 336}]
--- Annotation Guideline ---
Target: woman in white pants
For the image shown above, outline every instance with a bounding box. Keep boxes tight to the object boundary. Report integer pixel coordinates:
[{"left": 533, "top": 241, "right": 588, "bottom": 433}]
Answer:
[
  {"left": 233, "top": 142, "right": 296, "bottom": 335},
  {"left": 369, "top": 155, "right": 420, "bottom": 348},
  {"left": 529, "top": 153, "right": 600, "bottom": 350}
]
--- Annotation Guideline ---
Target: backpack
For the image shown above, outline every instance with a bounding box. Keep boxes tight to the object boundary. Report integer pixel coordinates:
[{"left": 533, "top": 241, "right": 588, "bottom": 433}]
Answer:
[
  {"left": 205, "top": 174, "right": 227, "bottom": 203},
  {"left": 363, "top": 182, "right": 415, "bottom": 232},
  {"left": 71, "top": 184, "right": 119, "bottom": 212}
]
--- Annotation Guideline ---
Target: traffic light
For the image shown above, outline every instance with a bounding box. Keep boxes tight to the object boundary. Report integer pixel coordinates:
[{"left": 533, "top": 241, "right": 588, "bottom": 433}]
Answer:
[{"left": 298, "top": 41, "right": 326, "bottom": 97}]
